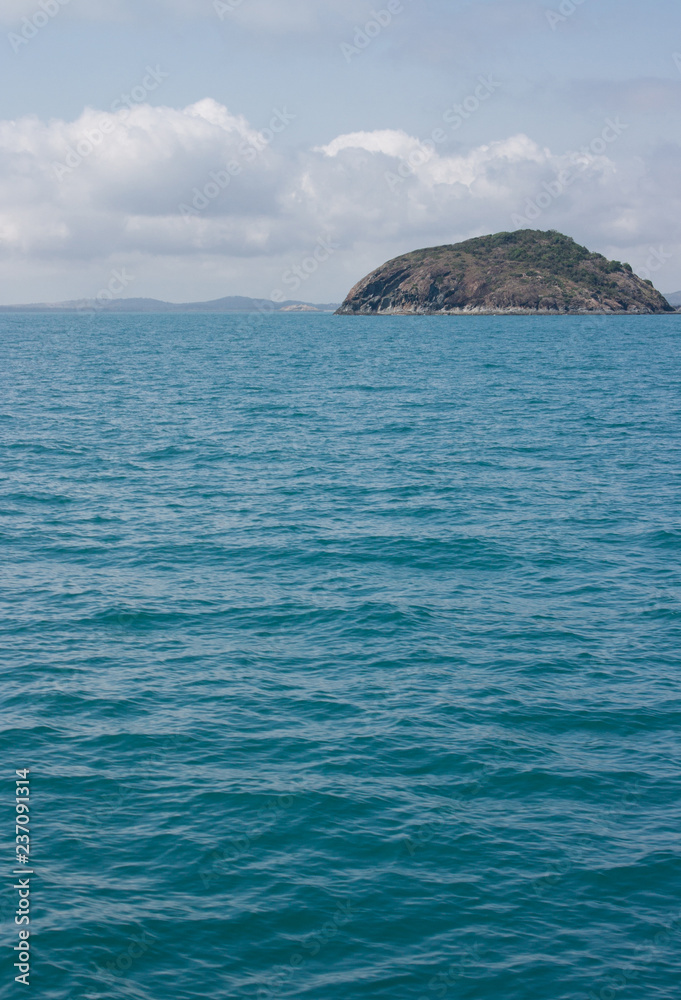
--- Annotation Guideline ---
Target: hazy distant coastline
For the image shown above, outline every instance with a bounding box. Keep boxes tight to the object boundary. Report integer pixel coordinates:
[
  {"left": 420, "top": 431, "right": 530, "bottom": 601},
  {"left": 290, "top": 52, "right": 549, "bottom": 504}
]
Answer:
[{"left": 0, "top": 295, "right": 340, "bottom": 314}]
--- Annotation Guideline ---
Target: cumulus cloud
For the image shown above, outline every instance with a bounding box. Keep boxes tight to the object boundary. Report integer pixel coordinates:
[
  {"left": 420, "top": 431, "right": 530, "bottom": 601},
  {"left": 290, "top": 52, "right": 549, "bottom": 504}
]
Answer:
[
  {"left": 0, "top": 98, "right": 679, "bottom": 299},
  {"left": 0, "top": 98, "right": 293, "bottom": 259}
]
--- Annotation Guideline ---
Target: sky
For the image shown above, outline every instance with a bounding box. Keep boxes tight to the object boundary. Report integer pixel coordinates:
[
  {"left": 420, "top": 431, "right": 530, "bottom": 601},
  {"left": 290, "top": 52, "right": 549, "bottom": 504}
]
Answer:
[{"left": 0, "top": 0, "right": 680, "bottom": 304}]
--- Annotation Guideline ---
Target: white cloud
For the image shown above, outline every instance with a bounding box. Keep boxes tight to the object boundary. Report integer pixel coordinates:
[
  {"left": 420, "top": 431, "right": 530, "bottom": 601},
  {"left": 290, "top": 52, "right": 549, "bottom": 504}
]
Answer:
[
  {"left": 317, "top": 130, "right": 424, "bottom": 160},
  {"left": 0, "top": 99, "right": 679, "bottom": 301},
  {"left": 318, "top": 129, "right": 551, "bottom": 189}
]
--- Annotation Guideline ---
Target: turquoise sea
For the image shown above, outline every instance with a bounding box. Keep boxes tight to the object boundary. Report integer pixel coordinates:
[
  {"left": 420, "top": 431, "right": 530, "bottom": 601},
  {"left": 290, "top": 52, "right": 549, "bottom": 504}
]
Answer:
[{"left": 1, "top": 312, "right": 680, "bottom": 1000}]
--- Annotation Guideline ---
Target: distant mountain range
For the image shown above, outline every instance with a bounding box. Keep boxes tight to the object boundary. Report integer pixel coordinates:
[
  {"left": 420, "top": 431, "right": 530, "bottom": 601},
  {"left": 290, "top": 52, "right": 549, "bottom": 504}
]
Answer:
[
  {"left": 0, "top": 295, "right": 340, "bottom": 314},
  {"left": 664, "top": 291, "right": 681, "bottom": 308}
]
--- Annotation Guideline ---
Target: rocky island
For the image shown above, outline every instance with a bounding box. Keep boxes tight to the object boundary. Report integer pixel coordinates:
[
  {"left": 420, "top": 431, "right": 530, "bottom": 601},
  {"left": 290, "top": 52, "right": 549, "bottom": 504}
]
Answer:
[{"left": 336, "top": 230, "right": 673, "bottom": 315}]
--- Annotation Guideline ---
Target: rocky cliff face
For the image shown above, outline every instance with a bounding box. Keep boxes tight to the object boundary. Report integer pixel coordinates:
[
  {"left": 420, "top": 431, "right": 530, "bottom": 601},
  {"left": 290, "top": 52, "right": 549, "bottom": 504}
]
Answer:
[{"left": 337, "top": 230, "right": 673, "bottom": 315}]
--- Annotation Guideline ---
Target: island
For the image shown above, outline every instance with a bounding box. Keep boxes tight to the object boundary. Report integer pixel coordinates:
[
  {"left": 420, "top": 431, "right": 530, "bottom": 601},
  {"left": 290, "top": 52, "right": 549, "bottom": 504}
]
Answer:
[{"left": 336, "top": 230, "right": 673, "bottom": 315}]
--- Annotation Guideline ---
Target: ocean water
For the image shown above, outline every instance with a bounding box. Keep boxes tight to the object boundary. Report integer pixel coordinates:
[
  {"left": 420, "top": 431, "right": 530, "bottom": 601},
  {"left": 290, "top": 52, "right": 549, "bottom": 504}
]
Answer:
[{"left": 1, "top": 312, "right": 680, "bottom": 1000}]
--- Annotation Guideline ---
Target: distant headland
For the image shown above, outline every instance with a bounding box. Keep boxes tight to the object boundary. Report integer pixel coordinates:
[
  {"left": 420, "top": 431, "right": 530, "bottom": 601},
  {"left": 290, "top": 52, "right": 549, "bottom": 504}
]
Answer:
[{"left": 336, "top": 230, "right": 675, "bottom": 315}]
